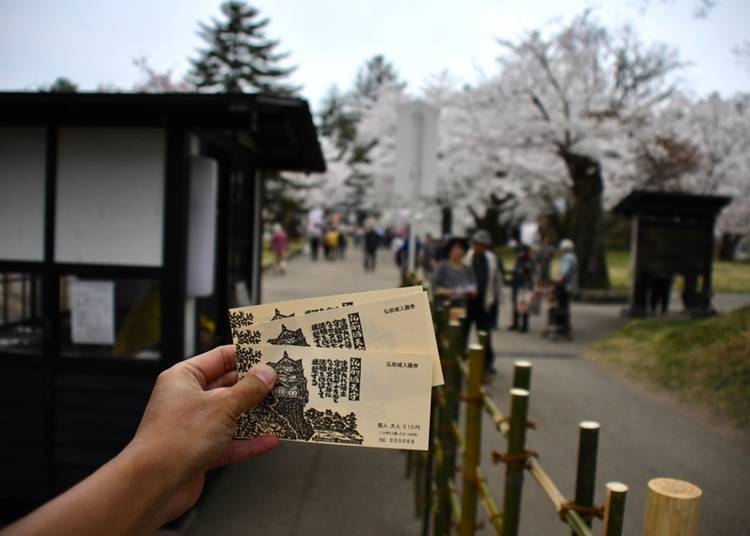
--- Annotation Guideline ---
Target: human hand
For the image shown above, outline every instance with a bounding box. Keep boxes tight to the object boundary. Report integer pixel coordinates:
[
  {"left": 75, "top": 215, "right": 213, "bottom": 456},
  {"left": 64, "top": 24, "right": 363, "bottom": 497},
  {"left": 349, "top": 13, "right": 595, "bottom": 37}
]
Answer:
[{"left": 126, "top": 345, "right": 278, "bottom": 524}]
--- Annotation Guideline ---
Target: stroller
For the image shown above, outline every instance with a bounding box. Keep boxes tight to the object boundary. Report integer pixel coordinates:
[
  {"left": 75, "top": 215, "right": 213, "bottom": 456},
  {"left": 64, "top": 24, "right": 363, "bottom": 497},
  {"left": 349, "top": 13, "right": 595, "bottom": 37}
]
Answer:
[{"left": 543, "top": 282, "right": 572, "bottom": 340}]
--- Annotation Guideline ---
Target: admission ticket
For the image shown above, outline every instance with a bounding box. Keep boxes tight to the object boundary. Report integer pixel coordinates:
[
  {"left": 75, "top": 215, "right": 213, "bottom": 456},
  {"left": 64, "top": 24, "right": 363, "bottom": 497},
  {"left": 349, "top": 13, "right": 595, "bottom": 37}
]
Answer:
[
  {"left": 229, "top": 286, "right": 443, "bottom": 386},
  {"left": 235, "top": 345, "right": 432, "bottom": 451}
]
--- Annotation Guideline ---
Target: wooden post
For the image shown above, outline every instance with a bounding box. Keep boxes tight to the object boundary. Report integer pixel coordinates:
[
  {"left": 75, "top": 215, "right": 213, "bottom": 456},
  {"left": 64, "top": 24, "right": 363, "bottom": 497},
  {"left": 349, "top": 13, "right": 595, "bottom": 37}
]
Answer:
[
  {"left": 602, "top": 482, "right": 628, "bottom": 536},
  {"left": 458, "top": 344, "right": 484, "bottom": 536},
  {"left": 434, "top": 321, "right": 463, "bottom": 536},
  {"left": 643, "top": 478, "right": 702, "bottom": 536},
  {"left": 501, "top": 388, "right": 530, "bottom": 536},
  {"left": 573, "top": 421, "right": 600, "bottom": 533},
  {"left": 512, "top": 360, "right": 532, "bottom": 391}
]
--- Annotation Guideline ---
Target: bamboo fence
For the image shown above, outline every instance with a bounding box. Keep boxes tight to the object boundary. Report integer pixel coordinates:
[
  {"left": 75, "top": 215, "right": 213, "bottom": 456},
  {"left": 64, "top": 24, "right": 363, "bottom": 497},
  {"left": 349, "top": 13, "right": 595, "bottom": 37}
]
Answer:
[{"left": 405, "top": 295, "right": 701, "bottom": 536}]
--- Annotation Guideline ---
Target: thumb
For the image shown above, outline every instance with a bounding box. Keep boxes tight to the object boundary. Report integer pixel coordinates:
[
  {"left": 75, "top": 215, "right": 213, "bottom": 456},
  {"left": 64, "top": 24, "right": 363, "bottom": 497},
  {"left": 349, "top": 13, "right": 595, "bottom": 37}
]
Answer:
[{"left": 225, "top": 364, "right": 277, "bottom": 417}]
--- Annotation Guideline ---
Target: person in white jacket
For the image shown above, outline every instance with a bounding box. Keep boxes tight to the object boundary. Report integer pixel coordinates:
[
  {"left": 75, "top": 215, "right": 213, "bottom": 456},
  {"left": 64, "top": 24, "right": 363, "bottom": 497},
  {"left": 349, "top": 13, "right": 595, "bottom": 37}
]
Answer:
[{"left": 464, "top": 230, "right": 502, "bottom": 379}]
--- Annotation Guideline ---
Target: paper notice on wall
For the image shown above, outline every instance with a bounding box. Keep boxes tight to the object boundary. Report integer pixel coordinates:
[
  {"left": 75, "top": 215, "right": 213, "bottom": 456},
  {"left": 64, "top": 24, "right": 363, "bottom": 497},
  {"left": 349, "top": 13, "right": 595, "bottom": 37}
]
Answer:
[{"left": 71, "top": 280, "right": 115, "bottom": 345}]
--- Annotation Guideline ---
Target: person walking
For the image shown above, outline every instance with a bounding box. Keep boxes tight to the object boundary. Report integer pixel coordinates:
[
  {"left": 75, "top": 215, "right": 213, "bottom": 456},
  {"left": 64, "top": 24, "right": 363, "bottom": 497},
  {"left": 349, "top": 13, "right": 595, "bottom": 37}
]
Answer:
[
  {"left": 556, "top": 238, "right": 578, "bottom": 337},
  {"left": 420, "top": 233, "right": 439, "bottom": 280},
  {"left": 509, "top": 244, "right": 534, "bottom": 333},
  {"left": 270, "top": 223, "right": 288, "bottom": 275},
  {"left": 463, "top": 230, "right": 501, "bottom": 378},
  {"left": 363, "top": 219, "right": 380, "bottom": 272},
  {"left": 306, "top": 207, "right": 323, "bottom": 261}
]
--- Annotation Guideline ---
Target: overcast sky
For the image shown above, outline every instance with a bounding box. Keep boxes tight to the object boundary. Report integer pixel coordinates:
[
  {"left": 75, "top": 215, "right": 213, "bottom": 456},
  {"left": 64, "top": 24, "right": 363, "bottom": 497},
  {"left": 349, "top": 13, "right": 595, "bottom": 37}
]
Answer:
[{"left": 2, "top": 0, "right": 748, "bottom": 111}]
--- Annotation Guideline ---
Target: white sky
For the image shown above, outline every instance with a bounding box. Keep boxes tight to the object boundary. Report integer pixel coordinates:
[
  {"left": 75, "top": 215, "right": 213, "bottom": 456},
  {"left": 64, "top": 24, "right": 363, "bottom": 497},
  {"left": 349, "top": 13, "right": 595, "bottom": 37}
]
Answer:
[{"left": 1, "top": 0, "right": 748, "bottom": 112}]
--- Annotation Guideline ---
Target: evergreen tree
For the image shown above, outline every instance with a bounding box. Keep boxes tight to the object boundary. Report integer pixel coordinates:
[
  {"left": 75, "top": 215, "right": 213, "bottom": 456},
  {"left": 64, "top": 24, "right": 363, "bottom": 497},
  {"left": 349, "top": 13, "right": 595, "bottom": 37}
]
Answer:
[
  {"left": 44, "top": 77, "right": 78, "bottom": 93},
  {"left": 317, "top": 85, "right": 357, "bottom": 156},
  {"left": 188, "top": 1, "right": 299, "bottom": 95},
  {"left": 354, "top": 55, "right": 401, "bottom": 101}
]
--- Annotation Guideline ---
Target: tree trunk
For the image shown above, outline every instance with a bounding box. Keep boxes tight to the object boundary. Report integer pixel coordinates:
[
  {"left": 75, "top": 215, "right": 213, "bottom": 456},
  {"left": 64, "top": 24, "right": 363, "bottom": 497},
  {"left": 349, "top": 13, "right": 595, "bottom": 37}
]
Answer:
[
  {"left": 441, "top": 205, "right": 453, "bottom": 237},
  {"left": 717, "top": 232, "right": 741, "bottom": 261},
  {"left": 561, "top": 151, "right": 610, "bottom": 289}
]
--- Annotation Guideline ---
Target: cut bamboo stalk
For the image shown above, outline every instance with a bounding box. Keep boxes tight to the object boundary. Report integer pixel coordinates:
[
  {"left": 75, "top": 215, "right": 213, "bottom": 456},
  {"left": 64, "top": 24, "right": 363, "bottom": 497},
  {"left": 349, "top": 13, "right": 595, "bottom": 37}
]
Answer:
[
  {"left": 512, "top": 360, "right": 532, "bottom": 391},
  {"left": 573, "top": 421, "right": 600, "bottom": 533},
  {"left": 422, "top": 389, "right": 437, "bottom": 536},
  {"left": 481, "top": 389, "right": 509, "bottom": 435},
  {"left": 458, "top": 344, "right": 484, "bottom": 536},
  {"left": 602, "top": 482, "right": 628, "bottom": 536},
  {"left": 449, "top": 478, "right": 462, "bottom": 525},
  {"left": 528, "top": 457, "right": 566, "bottom": 511},
  {"left": 477, "top": 466, "right": 503, "bottom": 534},
  {"left": 434, "top": 321, "right": 463, "bottom": 536},
  {"left": 415, "top": 450, "right": 425, "bottom": 517},
  {"left": 643, "top": 478, "right": 702, "bottom": 536},
  {"left": 501, "top": 388, "right": 530, "bottom": 536}
]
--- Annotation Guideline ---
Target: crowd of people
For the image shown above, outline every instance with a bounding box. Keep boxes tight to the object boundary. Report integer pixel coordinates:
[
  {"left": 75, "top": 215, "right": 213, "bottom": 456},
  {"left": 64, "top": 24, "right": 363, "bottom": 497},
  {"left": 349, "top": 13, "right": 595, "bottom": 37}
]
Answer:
[
  {"left": 299, "top": 209, "right": 580, "bottom": 381},
  {"left": 428, "top": 230, "right": 579, "bottom": 382}
]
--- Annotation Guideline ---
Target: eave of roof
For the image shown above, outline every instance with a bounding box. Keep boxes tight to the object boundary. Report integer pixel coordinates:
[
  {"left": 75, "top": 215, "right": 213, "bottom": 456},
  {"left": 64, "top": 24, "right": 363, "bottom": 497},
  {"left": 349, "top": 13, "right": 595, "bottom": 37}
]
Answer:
[{"left": 0, "top": 92, "right": 326, "bottom": 173}]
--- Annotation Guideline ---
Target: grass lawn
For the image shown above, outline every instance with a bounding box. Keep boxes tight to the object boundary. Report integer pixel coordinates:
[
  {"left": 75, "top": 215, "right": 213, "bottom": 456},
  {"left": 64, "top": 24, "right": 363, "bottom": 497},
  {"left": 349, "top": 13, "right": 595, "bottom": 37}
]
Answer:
[
  {"left": 585, "top": 306, "right": 750, "bottom": 426},
  {"left": 497, "top": 247, "right": 750, "bottom": 293}
]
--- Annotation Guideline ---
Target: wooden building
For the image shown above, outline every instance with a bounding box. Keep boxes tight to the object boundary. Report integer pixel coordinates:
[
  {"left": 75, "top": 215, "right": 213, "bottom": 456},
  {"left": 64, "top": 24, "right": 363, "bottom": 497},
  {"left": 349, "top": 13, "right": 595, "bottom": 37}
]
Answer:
[
  {"left": 612, "top": 190, "right": 731, "bottom": 317},
  {"left": 0, "top": 92, "right": 324, "bottom": 520}
]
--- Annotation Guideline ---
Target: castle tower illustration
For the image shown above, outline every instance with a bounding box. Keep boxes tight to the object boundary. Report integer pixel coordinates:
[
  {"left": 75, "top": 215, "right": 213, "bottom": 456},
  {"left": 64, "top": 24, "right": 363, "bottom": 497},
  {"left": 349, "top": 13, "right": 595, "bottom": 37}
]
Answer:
[
  {"left": 267, "top": 324, "right": 309, "bottom": 346},
  {"left": 267, "top": 352, "right": 314, "bottom": 440}
]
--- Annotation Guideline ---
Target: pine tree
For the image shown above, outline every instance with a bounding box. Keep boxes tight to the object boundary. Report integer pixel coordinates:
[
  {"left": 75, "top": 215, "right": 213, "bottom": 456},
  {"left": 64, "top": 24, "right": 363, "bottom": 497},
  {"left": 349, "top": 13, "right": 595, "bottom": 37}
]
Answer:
[
  {"left": 188, "top": 1, "right": 299, "bottom": 95},
  {"left": 354, "top": 55, "right": 401, "bottom": 101},
  {"left": 44, "top": 77, "right": 78, "bottom": 93}
]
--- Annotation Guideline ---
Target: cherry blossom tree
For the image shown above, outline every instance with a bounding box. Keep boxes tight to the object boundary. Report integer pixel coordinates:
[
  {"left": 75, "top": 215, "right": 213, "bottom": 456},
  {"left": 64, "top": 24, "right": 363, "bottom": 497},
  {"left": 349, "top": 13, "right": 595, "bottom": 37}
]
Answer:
[
  {"left": 658, "top": 92, "right": 750, "bottom": 258},
  {"left": 490, "top": 12, "right": 683, "bottom": 288}
]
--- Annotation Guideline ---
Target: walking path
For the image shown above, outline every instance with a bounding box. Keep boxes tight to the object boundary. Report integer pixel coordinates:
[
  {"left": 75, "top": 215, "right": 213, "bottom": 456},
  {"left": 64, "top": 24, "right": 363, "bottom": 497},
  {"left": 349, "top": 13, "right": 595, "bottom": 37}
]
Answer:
[
  {"left": 185, "top": 249, "right": 422, "bottom": 536},
  {"left": 185, "top": 249, "right": 750, "bottom": 536}
]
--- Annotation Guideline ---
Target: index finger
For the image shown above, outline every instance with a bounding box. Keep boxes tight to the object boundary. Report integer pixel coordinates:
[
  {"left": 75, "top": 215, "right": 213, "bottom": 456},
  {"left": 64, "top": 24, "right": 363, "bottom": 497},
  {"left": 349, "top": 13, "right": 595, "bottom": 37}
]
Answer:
[{"left": 183, "top": 345, "right": 236, "bottom": 388}]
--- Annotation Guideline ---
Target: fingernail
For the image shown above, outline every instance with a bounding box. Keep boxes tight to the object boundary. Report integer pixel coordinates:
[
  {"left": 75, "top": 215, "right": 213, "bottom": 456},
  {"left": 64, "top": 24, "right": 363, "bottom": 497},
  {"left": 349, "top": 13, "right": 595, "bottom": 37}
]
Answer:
[{"left": 251, "top": 364, "right": 277, "bottom": 388}]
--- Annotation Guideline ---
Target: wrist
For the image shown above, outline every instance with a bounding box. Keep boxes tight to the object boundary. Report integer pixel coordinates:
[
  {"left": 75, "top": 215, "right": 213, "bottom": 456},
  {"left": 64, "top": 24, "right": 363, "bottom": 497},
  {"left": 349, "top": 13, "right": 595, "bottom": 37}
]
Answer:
[{"left": 120, "top": 438, "right": 184, "bottom": 500}]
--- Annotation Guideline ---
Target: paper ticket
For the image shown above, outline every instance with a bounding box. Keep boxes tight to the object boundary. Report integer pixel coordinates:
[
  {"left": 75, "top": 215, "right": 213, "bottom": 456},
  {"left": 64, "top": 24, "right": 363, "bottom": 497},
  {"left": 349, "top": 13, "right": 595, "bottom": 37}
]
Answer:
[
  {"left": 228, "top": 286, "right": 444, "bottom": 386},
  {"left": 229, "top": 286, "right": 423, "bottom": 331},
  {"left": 235, "top": 345, "right": 432, "bottom": 450},
  {"left": 233, "top": 291, "right": 444, "bottom": 386}
]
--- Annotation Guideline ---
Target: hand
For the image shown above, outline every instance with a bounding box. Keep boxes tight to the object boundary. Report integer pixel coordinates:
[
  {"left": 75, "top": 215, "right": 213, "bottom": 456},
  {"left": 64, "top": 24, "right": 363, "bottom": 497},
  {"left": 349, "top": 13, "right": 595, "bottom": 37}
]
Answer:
[
  {"left": 3, "top": 346, "right": 278, "bottom": 536},
  {"left": 126, "top": 345, "right": 279, "bottom": 525}
]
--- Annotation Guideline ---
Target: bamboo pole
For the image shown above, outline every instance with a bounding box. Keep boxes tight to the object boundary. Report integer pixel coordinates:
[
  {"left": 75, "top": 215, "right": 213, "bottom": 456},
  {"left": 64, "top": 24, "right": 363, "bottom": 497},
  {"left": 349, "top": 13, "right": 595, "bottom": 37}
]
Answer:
[
  {"left": 476, "top": 466, "right": 503, "bottom": 534},
  {"left": 527, "top": 458, "right": 592, "bottom": 535},
  {"left": 434, "top": 321, "right": 463, "bottom": 536},
  {"left": 482, "top": 390, "right": 509, "bottom": 435},
  {"left": 415, "top": 450, "right": 425, "bottom": 517},
  {"left": 643, "top": 478, "right": 702, "bottom": 536},
  {"left": 477, "top": 330, "right": 488, "bottom": 354},
  {"left": 449, "top": 479, "right": 462, "bottom": 525},
  {"left": 512, "top": 360, "right": 532, "bottom": 391},
  {"left": 573, "top": 421, "right": 600, "bottom": 533},
  {"left": 422, "top": 388, "right": 437, "bottom": 536},
  {"left": 458, "top": 344, "right": 484, "bottom": 536},
  {"left": 500, "top": 388, "right": 530, "bottom": 536},
  {"left": 602, "top": 482, "right": 628, "bottom": 536}
]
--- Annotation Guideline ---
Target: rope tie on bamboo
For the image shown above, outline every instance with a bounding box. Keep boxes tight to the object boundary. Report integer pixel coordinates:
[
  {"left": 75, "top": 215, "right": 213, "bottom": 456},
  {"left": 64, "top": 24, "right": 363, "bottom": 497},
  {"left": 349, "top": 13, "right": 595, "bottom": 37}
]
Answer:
[
  {"left": 494, "top": 416, "right": 537, "bottom": 429},
  {"left": 459, "top": 393, "right": 484, "bottom": 403},
  {"left": 558, "top": 501, "right": 605, "bottom": 522},
  {"left": 491, "top": 449, "right": 538, "bottom": 469}
]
